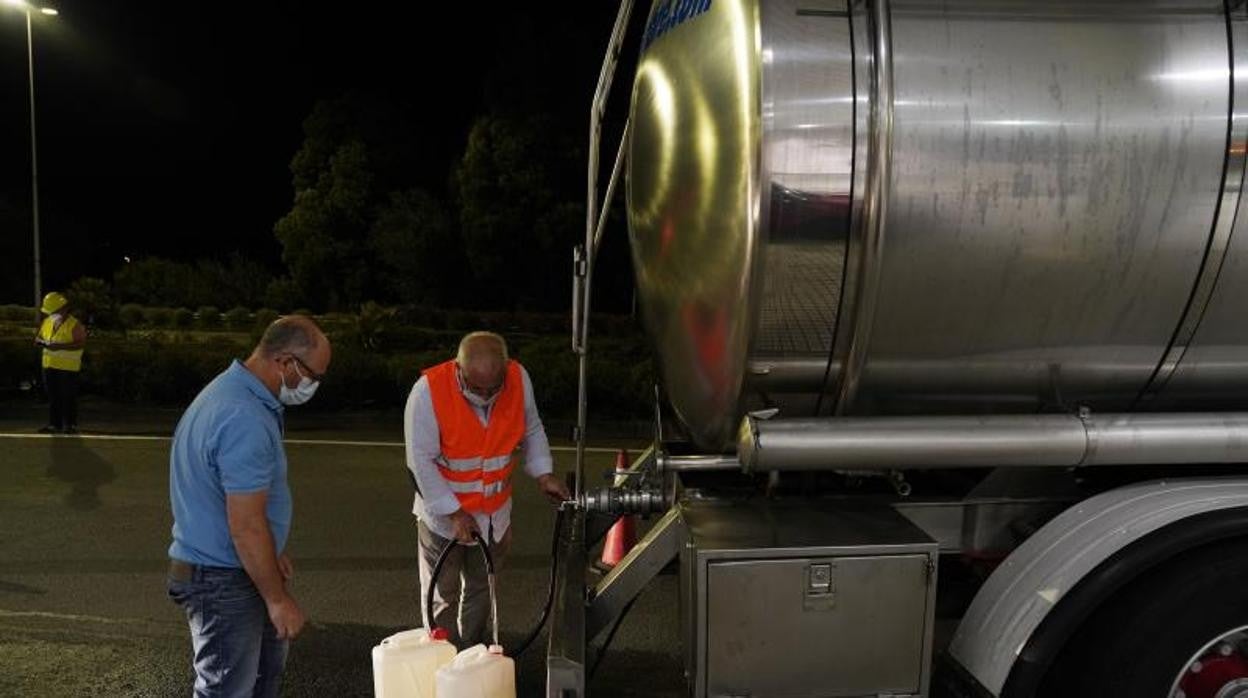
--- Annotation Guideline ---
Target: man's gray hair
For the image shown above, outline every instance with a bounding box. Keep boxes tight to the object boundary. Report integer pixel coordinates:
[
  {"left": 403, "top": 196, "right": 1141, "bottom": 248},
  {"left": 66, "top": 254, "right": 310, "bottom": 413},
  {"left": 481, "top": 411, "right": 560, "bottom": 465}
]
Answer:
[
  {"left": 456, "top": 331, "right": 508, "bottom": 366},
  {"left": 258, "top": 316, "right": 320, "bottom": 358}
]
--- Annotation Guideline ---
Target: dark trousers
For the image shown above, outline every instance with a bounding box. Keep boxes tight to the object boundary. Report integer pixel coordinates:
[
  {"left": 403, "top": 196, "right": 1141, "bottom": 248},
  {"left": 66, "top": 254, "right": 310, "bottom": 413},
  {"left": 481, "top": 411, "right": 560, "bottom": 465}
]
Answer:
[
  {"left": 44, "top": 367, "right": 79, "bottom": 429},
  {"left": 417, "top": 521, "right": 512, "bottom": 649}
]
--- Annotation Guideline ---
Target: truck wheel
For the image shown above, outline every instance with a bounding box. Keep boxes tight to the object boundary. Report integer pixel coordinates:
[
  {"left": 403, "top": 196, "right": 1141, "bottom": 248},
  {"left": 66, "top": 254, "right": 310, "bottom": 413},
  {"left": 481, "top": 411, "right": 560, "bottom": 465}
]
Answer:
[{"left": 1037, "top": 539, "right": 1248, "bottom": 698}]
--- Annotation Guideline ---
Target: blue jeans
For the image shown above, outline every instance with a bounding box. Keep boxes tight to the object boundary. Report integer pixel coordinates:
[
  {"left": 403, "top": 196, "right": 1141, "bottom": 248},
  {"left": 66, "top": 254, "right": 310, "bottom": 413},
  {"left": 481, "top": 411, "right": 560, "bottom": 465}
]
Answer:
[{"left": 167, "top": 564, "right": 288, "bottom": 698}]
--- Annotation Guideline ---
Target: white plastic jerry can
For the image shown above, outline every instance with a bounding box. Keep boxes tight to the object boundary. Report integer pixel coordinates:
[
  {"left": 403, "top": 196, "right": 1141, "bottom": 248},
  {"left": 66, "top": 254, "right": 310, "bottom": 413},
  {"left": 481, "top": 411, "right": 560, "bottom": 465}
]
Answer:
[
  {"left": 372, "top": 627, "right": 457, "bottom": 698},
  {"left": 434, "top": 643, "right": 517, "bottom": 698}
]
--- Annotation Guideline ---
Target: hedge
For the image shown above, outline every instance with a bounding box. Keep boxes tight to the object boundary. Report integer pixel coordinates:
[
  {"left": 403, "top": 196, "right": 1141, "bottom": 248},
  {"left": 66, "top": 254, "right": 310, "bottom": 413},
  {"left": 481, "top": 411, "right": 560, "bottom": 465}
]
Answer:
[
  {"left": 224, "top": 307, "right": 251, "bottom": 330},
  {"left": 120, "top": 303, "right": 145, "bottom": 329},
  {"left": 0, "top": 333, "right": 654, "bottom": 419},
  {"left": 0, "top": 305, "right": 33, "bottom": 322},
  {"left": 144, "top": 307, "right": 174, "bottom": 328},
  {"left": 196, "top": 306, "right": 222, "bottom": 329},
  {"left": 9, "top": 301, "right": 643, "bottom": 342}
]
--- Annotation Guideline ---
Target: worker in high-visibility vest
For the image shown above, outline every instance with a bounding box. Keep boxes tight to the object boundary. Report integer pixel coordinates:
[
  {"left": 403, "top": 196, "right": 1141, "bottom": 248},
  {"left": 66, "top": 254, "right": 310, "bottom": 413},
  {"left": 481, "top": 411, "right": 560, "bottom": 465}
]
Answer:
[
  {"left": 34, "top": 291, "right": 87, "bottom": 434},
  {"left": 404, "top": 331, "right": 571, "bottom": 648}
]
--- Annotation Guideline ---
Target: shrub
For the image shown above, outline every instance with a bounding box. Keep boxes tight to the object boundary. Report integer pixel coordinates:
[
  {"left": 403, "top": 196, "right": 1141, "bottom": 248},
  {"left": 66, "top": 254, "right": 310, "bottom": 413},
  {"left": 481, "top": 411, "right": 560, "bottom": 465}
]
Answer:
[
  {"left": 356, "top": 301, "right": 393, "bottom": 349},
  {"left": 68, "top": 276, "right": 117, "bottom": 328},
  {"left": 513, "top": 334, "right": 653, "bottom": 419},
  {"left": 307, "top": 344, "right": 393, "bottom": 408},
  {"left": 196, "top": 306, "right": 222, "bottom": 329},
  {"left": 254, "top": 308, "right": 279, "bottom": 329},
  {"left": 0, "top": 338, "right": 37, "bottom": 390},
  {"left": 0, "top": 305, "right": 33, "bottom": 322},
  {"left": 519, "top": 341, "right": 579, "bottom": 418},
  {"left": 144, "top": 307, "right": 174, "bottom": 328},
  {"left": 374, "top": 326, "right": 455, "bottom": 352},
  {"left": 173, "top": 308, "right": 194, "bottom": 329},
  {"left": 445, "top": 309, "right": 479, "bottom": 331},
  {"left": 2, "top": 309, "right": 651, "bottom": 419},
  {"left": 119, "top": 304, "right": 145, "bottom": 329},
  {"left": 79, "top": 336, "right": 241, "bottom": 405},
  {"left": 317, "top": 312, "right": 355, "bottom": 334},
  {"left": 393, "top": 305, "right": 433, "bottom": 327},
  {"left": 224, "top": 307, "right": 251, "bottom": 330}
]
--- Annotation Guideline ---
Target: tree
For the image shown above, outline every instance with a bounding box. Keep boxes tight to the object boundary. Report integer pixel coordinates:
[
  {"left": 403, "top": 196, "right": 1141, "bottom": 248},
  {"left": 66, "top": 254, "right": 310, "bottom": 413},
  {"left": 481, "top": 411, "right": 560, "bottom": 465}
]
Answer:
[
  {"left": 67, "top": 277, "right": 116, "bottom": 328},
  {"left": 112, "top": 255, "right": 272, "bottom": 310},
  {"left": 114, "top": 258, "right": 194, "bottom": 307},
  {"left": 368, "top": 188, "right": 464, "bottom": 306},
  {"left": 276, "top": 92, "right": 480, "bottom": 310},
  {"left": 191, "top": 255, "right": 273, "bottom": 309},
  {"left": 454, "top": 113, "right": 584, "bottom": 310},
  {"left": 263, "top": 277, "right": 303, "bottom": 312},
  {"left": 274, "top": 139, "right": 376, "bottom": 310}
]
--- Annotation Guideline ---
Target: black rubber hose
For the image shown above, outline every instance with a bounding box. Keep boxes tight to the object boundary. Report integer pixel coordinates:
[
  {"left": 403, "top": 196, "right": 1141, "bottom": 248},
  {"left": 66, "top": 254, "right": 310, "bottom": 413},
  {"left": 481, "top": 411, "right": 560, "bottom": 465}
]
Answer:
[
  {"left": 424, "top": 531, "right": 493, "bottom": 639},
  {"left": 424, "top": 500, "right": 566, "bottom": 658},
  {"left": 511, "top": 505, "right": 566, "bottom": 657},
  {"left": 589, "top": 594, "right": 637, "bottom": 681}
]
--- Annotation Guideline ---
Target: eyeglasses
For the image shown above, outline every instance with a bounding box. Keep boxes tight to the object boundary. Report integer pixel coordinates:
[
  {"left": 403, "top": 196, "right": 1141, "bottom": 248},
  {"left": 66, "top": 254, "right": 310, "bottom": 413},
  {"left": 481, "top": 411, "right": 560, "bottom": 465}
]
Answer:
[
  {"left": 457, "top": 366, "right": 502, "bottom": 399},
  {"left": 285, "top": 353, "right": 325, "bottom": 383}
]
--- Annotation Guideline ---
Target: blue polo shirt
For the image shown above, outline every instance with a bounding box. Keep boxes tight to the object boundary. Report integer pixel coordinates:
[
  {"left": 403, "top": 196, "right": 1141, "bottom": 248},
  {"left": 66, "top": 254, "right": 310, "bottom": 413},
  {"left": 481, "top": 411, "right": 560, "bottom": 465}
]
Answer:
[{"left": 168, "top": 360, "right": 291, "bottom": 567}]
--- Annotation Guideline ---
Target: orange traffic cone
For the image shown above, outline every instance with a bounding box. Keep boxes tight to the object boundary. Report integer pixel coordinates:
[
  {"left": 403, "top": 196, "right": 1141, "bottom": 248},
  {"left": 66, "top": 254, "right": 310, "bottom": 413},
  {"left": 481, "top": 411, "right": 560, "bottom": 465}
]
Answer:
[{"left": 599, "top": 449, "right": 638, "bottom": 570}]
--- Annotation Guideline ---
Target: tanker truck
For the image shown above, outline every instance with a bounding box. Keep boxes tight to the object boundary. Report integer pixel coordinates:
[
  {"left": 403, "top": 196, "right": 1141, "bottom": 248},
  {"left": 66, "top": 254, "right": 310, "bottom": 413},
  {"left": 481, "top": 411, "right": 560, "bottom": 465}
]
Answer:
[{"left": 547, "top": 1, "right": 1248, "bottom": 696}]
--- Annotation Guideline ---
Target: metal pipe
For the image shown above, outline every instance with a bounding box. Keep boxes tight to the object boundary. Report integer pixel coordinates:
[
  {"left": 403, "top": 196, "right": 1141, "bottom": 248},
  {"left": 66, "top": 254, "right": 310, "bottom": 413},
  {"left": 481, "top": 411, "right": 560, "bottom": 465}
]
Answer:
[
  {"left": 1082, "top": 413, "right": 1248, "bottom": 466},
  {"left": 737, "top": 412, "right": 1248, "bottom": 472},
  {"left": 593, "top": 119, "right": 629, "bottom": 259},
  {"left": 658, "top": 453, "right": 741, "bottom": 472}
]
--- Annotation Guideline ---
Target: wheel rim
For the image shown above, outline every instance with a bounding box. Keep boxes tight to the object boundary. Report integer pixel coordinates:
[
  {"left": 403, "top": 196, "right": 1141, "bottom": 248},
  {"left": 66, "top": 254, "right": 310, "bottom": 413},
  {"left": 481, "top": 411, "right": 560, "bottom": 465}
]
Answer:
[{"left": 1171, "top": 627, "right": 1248, "bottom": 698}]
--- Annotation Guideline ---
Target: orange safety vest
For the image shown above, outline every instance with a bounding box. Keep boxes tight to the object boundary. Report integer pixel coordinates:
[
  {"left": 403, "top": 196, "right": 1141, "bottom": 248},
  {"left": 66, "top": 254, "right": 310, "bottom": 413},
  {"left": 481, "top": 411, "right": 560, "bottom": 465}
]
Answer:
[{"left": 423, "top": 359, "right": 526, "bottom": 514}]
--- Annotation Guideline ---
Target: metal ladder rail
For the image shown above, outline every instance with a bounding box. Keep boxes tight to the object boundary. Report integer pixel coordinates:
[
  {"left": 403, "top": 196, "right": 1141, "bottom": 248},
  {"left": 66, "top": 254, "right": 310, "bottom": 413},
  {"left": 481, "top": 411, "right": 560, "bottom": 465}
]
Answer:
[{"left": 573, "top": 0, "right": 637, "bottom": 501}]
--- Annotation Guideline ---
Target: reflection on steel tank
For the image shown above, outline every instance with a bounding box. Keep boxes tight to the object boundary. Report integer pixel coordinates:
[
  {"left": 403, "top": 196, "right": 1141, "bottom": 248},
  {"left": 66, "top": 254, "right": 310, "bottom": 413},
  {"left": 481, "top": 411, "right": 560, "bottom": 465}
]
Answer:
[{"left": 626, "top": 0, "right": 1248, "bottom": 449}]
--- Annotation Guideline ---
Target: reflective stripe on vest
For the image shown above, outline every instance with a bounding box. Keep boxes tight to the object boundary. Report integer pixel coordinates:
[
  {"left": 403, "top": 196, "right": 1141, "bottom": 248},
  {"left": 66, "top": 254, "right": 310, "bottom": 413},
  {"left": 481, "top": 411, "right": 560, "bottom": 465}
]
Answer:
[
  {"left": 423, "top": 359, "right": 526, "bottom": 514},
  {"left": 39, "top": 315, "right": 83, "bottom": 372}
]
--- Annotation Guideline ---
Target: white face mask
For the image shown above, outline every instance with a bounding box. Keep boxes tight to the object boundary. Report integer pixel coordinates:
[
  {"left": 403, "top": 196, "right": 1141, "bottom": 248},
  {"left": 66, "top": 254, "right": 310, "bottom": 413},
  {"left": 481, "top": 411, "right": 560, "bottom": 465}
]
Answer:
[
  {"left": 457, "top": 366, "right": 500, "bottom": 409},
  {"left": 279, "top": 362, "right": 320, "bottom": 406},
  {"left": 462, "top": 390, "right": 498, "bottom": 409}
]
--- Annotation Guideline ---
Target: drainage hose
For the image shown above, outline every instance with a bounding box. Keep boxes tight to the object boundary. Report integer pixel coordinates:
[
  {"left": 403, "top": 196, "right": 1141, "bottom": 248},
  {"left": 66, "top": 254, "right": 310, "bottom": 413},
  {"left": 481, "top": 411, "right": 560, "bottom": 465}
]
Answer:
[
  {"left": 423, "top": 506, "right": 565, "bottom": 658},
  {"left": 425, "top": 530, "right": 499, "bottom": 648},
  {"left": 589, "top": 594, "right": 637, "bottom": 681},
  {"left": 511, "top": 505, "right": 565, "bottom": 657}
]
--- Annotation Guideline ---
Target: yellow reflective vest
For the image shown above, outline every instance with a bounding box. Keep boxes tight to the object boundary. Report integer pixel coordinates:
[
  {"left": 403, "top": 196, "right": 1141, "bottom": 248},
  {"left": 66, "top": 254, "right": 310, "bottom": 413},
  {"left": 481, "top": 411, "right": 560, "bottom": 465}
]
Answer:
[{"left": 38, "top": 314, "right": 83, "bottom": 372}]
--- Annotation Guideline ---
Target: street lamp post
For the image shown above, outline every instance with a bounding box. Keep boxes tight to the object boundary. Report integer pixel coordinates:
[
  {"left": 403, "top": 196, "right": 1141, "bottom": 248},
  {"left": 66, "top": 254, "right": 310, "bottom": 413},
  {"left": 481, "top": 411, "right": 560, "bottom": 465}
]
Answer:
[
  {"left": 24, "top": 8, "right": 40, "bottom": 317},
  {"left": 3, "top": 0, "right": 57, "bottom": 317}
]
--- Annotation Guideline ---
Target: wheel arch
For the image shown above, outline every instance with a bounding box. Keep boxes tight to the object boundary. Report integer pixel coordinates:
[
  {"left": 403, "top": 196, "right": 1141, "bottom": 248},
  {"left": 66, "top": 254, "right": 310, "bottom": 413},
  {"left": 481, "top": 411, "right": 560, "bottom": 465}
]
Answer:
[{"left": 948, "top": 477, "right": 1248, "bottom": 697}]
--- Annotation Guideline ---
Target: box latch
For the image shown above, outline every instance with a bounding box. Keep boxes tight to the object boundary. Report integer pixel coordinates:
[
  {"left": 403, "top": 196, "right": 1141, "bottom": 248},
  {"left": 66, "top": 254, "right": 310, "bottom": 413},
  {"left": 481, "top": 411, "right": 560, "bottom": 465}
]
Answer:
[{"left": 805, "top": 562, "right": 835, "bottom": 611}]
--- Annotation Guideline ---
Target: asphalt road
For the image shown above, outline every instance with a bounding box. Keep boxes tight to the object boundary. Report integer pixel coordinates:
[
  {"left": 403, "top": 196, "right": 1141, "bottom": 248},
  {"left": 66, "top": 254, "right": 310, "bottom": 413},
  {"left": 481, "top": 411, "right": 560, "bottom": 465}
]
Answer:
[{"left": 0, "top": 424, "right": 682, "bottom": 697}]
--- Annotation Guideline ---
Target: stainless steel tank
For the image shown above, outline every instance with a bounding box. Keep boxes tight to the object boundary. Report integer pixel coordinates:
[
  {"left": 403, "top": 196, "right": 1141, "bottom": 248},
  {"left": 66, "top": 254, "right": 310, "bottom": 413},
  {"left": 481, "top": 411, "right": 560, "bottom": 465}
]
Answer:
[{"left": 626, "top": 0, "right": 1248, "bottom": 450}]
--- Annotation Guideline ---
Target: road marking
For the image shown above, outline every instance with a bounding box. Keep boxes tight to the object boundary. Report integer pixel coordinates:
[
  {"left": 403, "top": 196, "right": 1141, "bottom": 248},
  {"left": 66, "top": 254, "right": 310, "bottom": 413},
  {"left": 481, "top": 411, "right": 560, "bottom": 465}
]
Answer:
[
  {"left": 0, "top": 608, "right": 145, "bottom": 625},
  {"left": 0, "top": 432, "right": 626, "bottom": 453}
]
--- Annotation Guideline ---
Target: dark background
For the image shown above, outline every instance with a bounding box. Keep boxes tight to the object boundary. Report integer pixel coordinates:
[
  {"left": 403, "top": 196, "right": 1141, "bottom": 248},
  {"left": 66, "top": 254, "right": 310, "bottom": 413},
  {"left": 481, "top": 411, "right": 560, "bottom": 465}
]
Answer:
[{"left": 0, "top": 1, "right": 641, "bottom": 310}]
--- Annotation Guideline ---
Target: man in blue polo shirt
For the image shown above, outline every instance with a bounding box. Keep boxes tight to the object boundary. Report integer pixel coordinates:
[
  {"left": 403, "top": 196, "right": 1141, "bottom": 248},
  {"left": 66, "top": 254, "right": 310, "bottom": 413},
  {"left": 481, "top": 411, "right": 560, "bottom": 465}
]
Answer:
[{"left": 167, "top": 315, "right": 331, "bottom": 698}]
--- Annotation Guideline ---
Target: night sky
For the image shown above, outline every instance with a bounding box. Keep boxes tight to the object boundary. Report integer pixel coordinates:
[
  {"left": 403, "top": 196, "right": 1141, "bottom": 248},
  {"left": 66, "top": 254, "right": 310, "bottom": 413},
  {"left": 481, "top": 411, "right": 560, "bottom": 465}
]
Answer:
[{"left": 0, "top": 1, "right": 634, "bottom": 302}]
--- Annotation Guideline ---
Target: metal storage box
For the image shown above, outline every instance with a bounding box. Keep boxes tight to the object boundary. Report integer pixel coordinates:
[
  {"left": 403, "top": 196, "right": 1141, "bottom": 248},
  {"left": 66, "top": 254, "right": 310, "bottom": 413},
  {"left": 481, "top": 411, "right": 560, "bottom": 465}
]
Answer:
[{"left": 680, "top": 499, "right": 938, "bottom": 697}]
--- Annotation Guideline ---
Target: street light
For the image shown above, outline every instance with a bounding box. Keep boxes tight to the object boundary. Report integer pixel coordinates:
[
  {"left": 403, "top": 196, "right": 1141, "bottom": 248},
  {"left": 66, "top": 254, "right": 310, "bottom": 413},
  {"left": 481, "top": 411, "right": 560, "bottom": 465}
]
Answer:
[{"left": 3, "top": 0, "right": 57, "bottom": 318}]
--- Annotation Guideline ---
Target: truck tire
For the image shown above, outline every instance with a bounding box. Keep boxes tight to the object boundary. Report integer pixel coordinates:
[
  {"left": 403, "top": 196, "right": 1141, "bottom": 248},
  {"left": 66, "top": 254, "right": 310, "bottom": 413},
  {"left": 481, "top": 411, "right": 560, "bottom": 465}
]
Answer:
[{"left": 1036, "top": 538, "right": 1248, "bottom": 697}]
